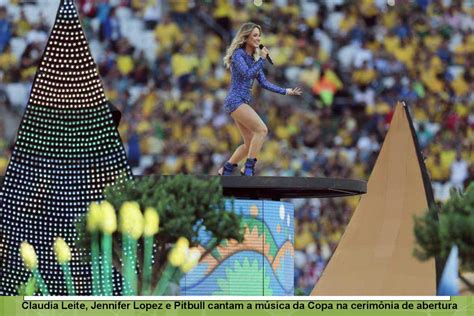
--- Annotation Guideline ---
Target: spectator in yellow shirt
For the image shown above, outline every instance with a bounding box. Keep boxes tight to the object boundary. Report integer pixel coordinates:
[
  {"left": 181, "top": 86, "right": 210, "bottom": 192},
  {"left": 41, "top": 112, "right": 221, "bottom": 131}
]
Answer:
[
  {"left": 213, "top": 0, "right": 232, "bottom": 33},
  {"left": 426, "top": 152, "right": 450, "bottom": 182},
  {"left": 170, "top": 0, "right": 191, "bottom": 28},
  {"left": 154, "top": 15, "right": 183, "bottom": 53},
  {"left": 352, "top": 61, "right": 376, "bottom": 86}
]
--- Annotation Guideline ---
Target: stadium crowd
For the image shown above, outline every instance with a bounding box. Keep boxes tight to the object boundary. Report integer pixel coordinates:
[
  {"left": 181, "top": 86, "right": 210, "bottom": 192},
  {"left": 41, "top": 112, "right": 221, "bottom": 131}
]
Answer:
[{"left": 0, "top": 0, "right": 473, "bottom": 294}]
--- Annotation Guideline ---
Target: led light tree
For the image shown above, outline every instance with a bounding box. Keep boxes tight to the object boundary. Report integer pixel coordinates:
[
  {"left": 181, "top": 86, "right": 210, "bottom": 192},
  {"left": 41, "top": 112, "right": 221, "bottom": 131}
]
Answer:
[{"left": 0, "top": 0, "right": 132, "bottom": 295}]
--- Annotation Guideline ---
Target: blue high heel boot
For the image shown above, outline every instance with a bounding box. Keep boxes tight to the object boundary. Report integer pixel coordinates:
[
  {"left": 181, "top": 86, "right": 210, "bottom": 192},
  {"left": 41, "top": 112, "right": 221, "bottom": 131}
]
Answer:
[
  {"left": 242, "top": 158, "right": 257, "bottom": 176},
  {"left": 219, "top": 161, "right": 237, "bottom": 176}
]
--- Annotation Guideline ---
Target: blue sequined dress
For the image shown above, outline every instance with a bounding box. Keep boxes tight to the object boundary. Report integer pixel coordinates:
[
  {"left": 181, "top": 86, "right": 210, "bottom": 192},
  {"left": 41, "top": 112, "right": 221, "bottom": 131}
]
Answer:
[{"left": 223, "top": 48, "right": 286, "bottom": 114}]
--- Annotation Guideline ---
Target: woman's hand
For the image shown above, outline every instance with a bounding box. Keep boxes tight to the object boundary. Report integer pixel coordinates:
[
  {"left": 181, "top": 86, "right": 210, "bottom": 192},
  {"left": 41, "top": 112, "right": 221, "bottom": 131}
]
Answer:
[
  {"left": 286, "top": 87, "right": 303, "bottom": 96},
  {"left": 260, "top": 47, "right": 269, "bottom": 59}
]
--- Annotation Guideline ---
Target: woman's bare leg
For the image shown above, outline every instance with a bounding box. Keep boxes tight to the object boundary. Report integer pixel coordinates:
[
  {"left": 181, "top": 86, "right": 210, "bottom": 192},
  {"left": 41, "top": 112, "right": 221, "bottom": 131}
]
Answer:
[
  {"left": 230, "top": 104, "right": 268, "bottom": 159},
  {"left": 227, "top": 120, "right": 252, "bottom": 164}
]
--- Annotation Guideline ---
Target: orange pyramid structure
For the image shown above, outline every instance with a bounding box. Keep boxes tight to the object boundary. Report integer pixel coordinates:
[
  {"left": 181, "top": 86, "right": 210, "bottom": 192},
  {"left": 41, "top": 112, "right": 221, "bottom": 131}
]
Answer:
[{"left": 311, "top": 102, "right": 436, "bottom": 295}]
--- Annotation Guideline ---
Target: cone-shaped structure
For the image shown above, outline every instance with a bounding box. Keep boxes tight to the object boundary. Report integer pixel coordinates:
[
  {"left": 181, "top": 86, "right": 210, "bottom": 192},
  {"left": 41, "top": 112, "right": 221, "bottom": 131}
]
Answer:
[
  {"left": 311, "top": 102, "right": 436, "bottom": 295},
  {"left": 0, "top": 0, "right": 132, "bottom": 295}
]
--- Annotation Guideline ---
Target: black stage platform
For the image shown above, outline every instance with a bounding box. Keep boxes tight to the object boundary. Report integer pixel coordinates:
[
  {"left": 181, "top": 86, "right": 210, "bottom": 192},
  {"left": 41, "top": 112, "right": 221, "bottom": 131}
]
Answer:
[
  {"left": 218, "top": 176, "right": 366, "bottom": 200},
  {"left": 0, "top": 176, "right": 366, "bottom": 201}
]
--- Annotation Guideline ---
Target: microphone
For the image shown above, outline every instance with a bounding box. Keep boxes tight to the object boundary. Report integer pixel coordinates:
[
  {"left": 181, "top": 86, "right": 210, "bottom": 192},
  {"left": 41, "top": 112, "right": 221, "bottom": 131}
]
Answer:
[{"left": 259, "top": 44, "right": 274, "bottom": 65}]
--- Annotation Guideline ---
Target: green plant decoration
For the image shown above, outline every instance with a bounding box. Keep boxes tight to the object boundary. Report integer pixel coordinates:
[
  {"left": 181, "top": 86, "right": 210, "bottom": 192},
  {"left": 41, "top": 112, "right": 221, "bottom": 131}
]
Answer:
[
  {"left": 414, "top": 182, "right": 474, "bottom": 290},
  {"left": 74, "top": 174, "right": 244, "bottom": 295}
]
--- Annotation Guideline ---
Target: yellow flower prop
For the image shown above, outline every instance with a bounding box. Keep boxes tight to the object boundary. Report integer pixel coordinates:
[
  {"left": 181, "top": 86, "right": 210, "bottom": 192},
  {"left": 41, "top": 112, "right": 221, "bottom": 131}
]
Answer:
[
  {"left": 143, "top": 207, "right": 160, "bottom": 237},
  {"left": 99, "top": 200, "right": 117, "bottom": 296},
  {"left": 53, "top": 237, "right": 76, "bottom": 295},
  {"left": 87, "top": 202, "right": 102, "bottom": 295},
  {"left": 168, "top": 237, "right": 189, "bottom": 267},
  {"left": 54, "top": 237, "right": 71, "bottom": 264},
  {"left": 118, "top": 201, "right": 137, "bottom": 230},
  {"left": 155, "top": 238, "right": 200, "bottom": 295},
  {"left": 180, "top": 247, "right": 201, "bottom": 273},
  {"left": 100, "top": 201, "right": 117, "bottom": 234},
  {"left": 20, "top": 241, "right": 37, "bottom": 270},
  {"left": 142, "top": 207, "right": 159, "bottom": 295},
  {"left": 176, "top": 236, "right": 189, "bottom": 250},
  {"left": 19, "top": 241, "right": 50, "bottom": 295},
  {"left": 87, "top": 202, "right": 102, "bottom": 232},
  {"left": 119, "top": 201, "right": 144, "bottom": 240}
]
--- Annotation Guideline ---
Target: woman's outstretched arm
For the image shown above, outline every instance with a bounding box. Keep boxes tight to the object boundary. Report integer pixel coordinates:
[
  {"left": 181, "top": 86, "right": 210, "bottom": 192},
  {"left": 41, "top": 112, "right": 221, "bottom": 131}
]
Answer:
[{"left": 256, "top": 69, "right": 287, "bottom": 95}]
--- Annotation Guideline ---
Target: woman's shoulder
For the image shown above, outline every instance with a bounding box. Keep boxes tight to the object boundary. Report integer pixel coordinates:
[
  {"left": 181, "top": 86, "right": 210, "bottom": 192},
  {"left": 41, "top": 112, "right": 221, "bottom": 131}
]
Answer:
[{"left": 233, "top": 48, "right": 245, "bottom": 57}]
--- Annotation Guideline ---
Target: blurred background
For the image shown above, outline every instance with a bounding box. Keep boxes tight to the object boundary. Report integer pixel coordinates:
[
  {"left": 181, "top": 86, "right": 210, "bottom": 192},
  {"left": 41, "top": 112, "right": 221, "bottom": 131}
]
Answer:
[{"left": 0, "top": 0, "right": 473, "bottom": 295}]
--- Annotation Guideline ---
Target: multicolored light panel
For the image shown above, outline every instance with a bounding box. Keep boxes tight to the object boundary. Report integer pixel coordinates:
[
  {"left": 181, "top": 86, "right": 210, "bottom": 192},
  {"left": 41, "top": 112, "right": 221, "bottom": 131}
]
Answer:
[{"left": 0, "top": 0, "right": 132, "bottom": 295}]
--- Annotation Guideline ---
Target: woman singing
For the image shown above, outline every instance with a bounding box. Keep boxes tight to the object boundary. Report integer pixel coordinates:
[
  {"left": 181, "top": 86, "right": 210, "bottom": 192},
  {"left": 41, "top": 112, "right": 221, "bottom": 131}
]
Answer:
[{"left": 218, "top": 22, "right": 302, "bottom": 176}]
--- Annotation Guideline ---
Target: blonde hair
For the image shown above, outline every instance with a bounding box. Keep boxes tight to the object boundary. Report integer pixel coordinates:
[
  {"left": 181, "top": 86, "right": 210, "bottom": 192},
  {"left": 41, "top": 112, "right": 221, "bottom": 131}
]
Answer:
[{"left": 223, "top": 22, "right": 262, "bottom": 69}]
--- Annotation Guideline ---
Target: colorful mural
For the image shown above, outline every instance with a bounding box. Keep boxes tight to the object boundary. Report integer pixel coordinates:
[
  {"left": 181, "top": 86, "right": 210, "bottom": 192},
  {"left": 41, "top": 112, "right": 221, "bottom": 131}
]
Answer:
[{"left": 181, "top": 200, "right": 294, "bottom": 296}]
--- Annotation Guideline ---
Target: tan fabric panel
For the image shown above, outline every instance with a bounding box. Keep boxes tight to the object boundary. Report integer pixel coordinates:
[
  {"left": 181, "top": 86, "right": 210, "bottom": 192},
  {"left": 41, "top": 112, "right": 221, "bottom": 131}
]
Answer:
[{"left": 311, "top": 102, "right": 436, "bottom": 295}]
